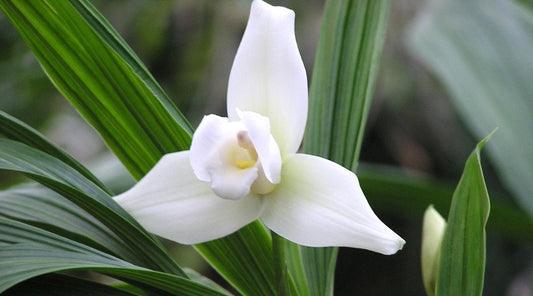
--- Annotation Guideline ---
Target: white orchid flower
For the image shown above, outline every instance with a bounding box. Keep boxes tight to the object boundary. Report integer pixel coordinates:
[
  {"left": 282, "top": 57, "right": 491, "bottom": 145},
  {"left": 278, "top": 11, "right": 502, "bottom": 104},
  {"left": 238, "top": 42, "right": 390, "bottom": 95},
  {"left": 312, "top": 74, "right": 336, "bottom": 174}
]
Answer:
[{"left": 115, "top": 0, "right": 405, "bottom": 255}]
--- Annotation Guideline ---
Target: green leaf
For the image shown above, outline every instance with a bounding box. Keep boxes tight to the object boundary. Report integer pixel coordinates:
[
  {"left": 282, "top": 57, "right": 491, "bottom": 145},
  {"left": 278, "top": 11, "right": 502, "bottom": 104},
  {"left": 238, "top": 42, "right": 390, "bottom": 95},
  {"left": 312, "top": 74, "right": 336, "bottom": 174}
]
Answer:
[
  {"left": 0, "top": 0, "right": 192, "bottom": 180},
  {"left": 301, "top": 0, "right": 391, "bottom": 294},
  {"left": 284, "top": 242, "right": 311, "bottom": 296},
  {"left": 183, "top": 268, "right": 233, "bottom": 296},
  {"left": 0, "top": 218, "right": 228, "bottom": 296},
  {"left": 0, "top": 139, "right": 184, "bottom": 276},
  {"left": 4, "top": 274, "right": 137, "bottom": 296},
  {"left": 194, "top": 221, "right": 276, "bottom": 296},
  {"left": 408, "top": 0, "right": 533, "bottom": 216},
  {"left": 435, "top": 133, "right": 493, "bottom": 296},
  {"left": 0, "top": 185, "right": 139, "bottom": 265},
  {"left": 0, "top": 245, "right": 228, "bottom": 296},
  {"left": 0, "top": 111, "right": 109, "bottom": 193},
  {"left": 304, "top": 0, "right": 390, "bottom": 170}
]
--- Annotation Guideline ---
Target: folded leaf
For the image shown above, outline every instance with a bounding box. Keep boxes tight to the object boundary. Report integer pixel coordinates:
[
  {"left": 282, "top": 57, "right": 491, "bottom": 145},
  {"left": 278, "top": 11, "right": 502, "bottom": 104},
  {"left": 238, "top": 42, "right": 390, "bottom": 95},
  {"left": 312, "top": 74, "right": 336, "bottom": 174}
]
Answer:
[{"left": 435, "top": 133, "right": 493, "bottom": 296}]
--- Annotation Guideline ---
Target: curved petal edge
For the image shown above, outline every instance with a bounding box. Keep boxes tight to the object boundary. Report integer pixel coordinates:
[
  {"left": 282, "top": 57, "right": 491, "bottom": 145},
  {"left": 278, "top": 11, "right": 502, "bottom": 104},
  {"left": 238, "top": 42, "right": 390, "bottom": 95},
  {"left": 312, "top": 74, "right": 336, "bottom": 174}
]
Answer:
[
  {"left": 261, "top": 154, "right": 405, "bottom": 255},
  {"left": 227, "top": 0, "right": 308, "bottom": 155},
  {"left": 115, "top": 152, "right": 263, "bottom": 244}
]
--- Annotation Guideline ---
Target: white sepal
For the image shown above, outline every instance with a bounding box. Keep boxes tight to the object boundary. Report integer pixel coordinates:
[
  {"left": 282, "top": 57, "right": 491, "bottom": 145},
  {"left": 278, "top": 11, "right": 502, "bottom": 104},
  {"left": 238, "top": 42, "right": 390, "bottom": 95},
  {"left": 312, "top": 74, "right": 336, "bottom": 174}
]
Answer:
[
  {"left": 261, "top": 154, "right": 405, "bottom": 255},
  {"left": 227, "top": 0, "right": 308, "bottom": 155},
  {"left": 115, "top": 152, "right": 263, "bottom": 244}
]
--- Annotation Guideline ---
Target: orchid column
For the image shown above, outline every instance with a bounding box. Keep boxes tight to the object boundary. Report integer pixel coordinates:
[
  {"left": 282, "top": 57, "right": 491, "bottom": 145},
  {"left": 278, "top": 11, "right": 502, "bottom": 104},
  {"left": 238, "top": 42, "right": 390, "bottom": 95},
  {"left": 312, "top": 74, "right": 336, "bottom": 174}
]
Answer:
[{"left": 115, "top": 0, "right": 404, "bottom": 255}]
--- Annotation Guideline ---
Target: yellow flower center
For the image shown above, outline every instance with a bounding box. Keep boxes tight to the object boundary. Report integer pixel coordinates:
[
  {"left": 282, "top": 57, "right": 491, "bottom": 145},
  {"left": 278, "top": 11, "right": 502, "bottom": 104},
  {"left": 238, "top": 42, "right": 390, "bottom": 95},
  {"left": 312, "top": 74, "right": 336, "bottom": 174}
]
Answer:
[{"left": 234, "top": 130, "right": 276, "bottom": 195}]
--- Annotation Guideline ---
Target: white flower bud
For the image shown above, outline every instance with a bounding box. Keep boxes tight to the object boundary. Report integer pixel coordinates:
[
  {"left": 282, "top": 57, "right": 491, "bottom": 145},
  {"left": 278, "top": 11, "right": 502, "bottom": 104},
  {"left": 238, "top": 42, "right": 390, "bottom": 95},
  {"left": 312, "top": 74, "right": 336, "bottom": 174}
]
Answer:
[{"left": 421, "top": 205, "right": 446, "bottom": 296}]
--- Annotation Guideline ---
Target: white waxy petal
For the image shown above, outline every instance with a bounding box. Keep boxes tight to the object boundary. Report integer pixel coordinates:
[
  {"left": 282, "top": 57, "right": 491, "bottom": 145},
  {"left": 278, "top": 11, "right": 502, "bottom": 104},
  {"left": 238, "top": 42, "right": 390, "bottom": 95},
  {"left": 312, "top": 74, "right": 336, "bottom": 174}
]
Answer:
[
  {"left": 227, "top": 0, "right": 308, "bottom": 155},
  {"left": 209, "top": 163, "right": 259, "bottom": 200},
  {"left": 190, "top": 114, "right": 232, "bottom": 181},
  {"left": 115, "top": 152, "right": 263, "bottom": 244},
  {"left": 190, "top": 114, "right": 258, "bottom": 200},
  {"left": 261, "top": 154, "right": 405, "bottom": 255},
  {"left": 239, "top": 110, "right": 281, "bottom": 184}
]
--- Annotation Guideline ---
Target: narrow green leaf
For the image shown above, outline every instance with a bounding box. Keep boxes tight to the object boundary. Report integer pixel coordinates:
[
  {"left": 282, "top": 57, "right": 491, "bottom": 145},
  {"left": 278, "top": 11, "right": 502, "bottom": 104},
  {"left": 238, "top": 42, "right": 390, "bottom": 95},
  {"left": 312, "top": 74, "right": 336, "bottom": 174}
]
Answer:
[
  {"left": 272, "top": 232, "right": 291, "bottom": 296},
  {"left": 298, "top": 248, "right": 337, "bottom": 296},
  {"left": 184, "top": 268, "right": 233, "bottom": 296},
  {"left": 4, "top": 274, "right": 137, "bottom": 296},
  {"left": 68, "top": 0, "right": 193, "bottom": 138},
  {"left": 0, "top": 219, "right": 227, "bottom": 296},
  {"left": 301, "top": 0, "right": 391, "bottom": 294},
  {"left": 0, "top": 243, "right": 228, "bottom": 296},
  {"left": 0, "top": 0, "right": 192, "bottom": 179},
  {"left": 408, "top": 0, "right": 533, "bottom": 216},
  {"left": 0, "top": 111, "right": 110, "bottom": 192},
  {"left": 0, "top": 185, "right": 140, "bottom": 265},
  {"left": 304, "top": 0, "right": 390, "bottom": 170},
  {"left": 0, "top": 139, "right": 184, "bottom": 276},
  {"left": 194, "top": 221, "right": 276, "bottom": 296},
  {"left": 284, "top": 242, "right": 311, "bottom": 296},
  {"left": 435, "top": 133, "right": 493, "bottom": 296}
]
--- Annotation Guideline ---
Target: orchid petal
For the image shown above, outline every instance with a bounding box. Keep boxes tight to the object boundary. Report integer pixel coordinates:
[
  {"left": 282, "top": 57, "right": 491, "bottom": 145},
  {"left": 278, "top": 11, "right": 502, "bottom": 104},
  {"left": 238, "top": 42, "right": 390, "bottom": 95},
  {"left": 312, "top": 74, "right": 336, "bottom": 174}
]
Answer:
[
  {"left": 239, "top": 110, "right": 281, "bottom": 184},
  {"left": 115, "top": 152, "right": 263, "bottom": 244},
  {"left": 190, "top": 114, "right": 259, "bottom": 199},
  {"left": 190, "top": 114, "right": 233, "bottom": 182},
  {"left": 227, "top": 0, "right": 308, "bottom": 155},
  {"left": 209, "top": 163, "right": 258, "bottom": 200},
  {"left": 261, "top": 154, "right": 405, "bottom": 255}
]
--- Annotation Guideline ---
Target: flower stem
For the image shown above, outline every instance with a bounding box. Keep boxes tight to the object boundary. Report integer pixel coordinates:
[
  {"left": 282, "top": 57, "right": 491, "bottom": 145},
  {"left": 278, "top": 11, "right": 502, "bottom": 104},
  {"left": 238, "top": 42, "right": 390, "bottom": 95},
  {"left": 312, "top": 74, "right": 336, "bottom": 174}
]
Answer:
[{"left": 272, "top": 232, "right": 290, "bottom": 296}]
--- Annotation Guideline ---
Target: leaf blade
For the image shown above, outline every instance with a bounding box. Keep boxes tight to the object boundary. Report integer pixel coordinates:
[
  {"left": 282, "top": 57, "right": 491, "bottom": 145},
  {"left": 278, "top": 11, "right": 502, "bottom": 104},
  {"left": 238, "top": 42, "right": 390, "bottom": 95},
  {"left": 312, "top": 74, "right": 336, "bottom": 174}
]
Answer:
[
  {"left": 301, "top": 0, "right": 391, "bottom": 294},
  {"left": 435, "top": 133, "right": 492, "bottom": 296},
  {"left": 0, "top": 0, "right": 192, "bottom": 179},
  {"left": 0, "top": 111, "right": 109, "bottom": 193},
  {"left": 0, "top": 139, "right": 184, "bottom": 276}
]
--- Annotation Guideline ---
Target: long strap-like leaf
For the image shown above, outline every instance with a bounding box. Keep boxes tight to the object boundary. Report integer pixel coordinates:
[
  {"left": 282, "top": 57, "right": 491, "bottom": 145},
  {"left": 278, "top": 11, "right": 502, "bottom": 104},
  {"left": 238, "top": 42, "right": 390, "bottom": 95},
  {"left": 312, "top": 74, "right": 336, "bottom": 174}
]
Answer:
[
  {"left": 0, "top": 217, "right": 227, "bottom": 296},
  {"left": 4, "top": 273, "right": 137, "bottom": 296},
  {"left": 0, "top": 139, "right": 184, "bottom": 276},
  {"left": 0, "top": 110, "right": 110, "bottom": 193},
  {"left": 300, "top": 0, "right": 391, "bottom": 295},
  {"left": 0, "top": 0, "right": 192, "bottom": 180}
]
